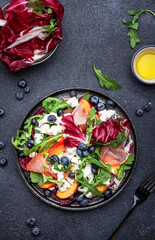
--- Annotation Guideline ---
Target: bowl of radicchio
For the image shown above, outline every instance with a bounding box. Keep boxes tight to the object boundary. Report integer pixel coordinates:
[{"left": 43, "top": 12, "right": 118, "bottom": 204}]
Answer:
[
  {"left": 0, "top": 0, "right": 64, "bottom": 72},
  {"left": 12, "top": 88, "right": 137, "bottom": 211}
]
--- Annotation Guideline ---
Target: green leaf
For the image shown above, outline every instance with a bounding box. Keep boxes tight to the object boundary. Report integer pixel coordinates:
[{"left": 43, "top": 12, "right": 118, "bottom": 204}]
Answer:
[
  {"left": 128, "top": 22, "right": 138, "bottom": 30},
  {"left": 30, "top": 172, "right": 64, "bottom": 186},
  {"left": 94, "top": 64, "right": 122, "bottom": 90},
  {"left": 82, "top": 92, "right": 90, "bottom": 101},
  {"left": 43, "top": 19, "right": 58, "bottom": 37},
  {"left": 117, "top": 154, "right": 135, "bottom": 179},
  {"left": 86, "top": 107, "right": 97, "bottom": 144},
  {"left": 42, "top": 97, "right": 71, "bottom": 114},
  {"left": 127, "top": 28, "right": 140, "bottom": 48},
  {"left": 127, "top": 10, "right": 138, "bottom": 16},
  {"left": 94, "top": 168, "right": 111, "bottom": 186}
]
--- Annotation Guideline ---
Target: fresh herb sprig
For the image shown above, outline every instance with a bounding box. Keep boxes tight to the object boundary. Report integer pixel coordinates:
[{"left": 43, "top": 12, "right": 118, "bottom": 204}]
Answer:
[
  {"left": 28, "top": 0, "right": 53, "bottom": 15},
  {"left": 42, "top": 97, "right": 71, "bottom": 114},
  {"left": 53, "top": 161, "right": 71, "bottom": 173},
  {"left": 30, "top": 172, "right": 64, "bottom": 186},
  {"left": 123, "top": 10, "right": 155, "bottom": 48},
  {"left": 86, "top": 107, "right": 98, "bottom": 144},
  {"left": 43, "top": 19, "right": 58, "bottom": 37},
  {"left": 117, "top": 154, "right": 135, "bottom": 178},
  {"left": 94, "top": 64, "right": 122, "bottom": 90}
]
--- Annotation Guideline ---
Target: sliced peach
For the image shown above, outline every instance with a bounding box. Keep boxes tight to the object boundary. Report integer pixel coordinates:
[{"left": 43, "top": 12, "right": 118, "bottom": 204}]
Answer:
[
  {"left": 26, "top": 153, "right": 44, "bottom": 173},
  {"left": 102, "top": 155, "right": 121, "bottom": 166},
  {"left": 111, "top": 165, "right": 120, "bottom": 175},
  {"left": 96, "top": 184, "right": 107, "bottom": 193},
  {"left": 38, "top": 182, "right": 56, "bottom": 189},
  {"left": 56, "top": 180, "right": 79, "bottom": 199},
  {"left": 39, "top": 136, "right": 64, "bottom": 154},
  {"left": 49, "top": 139, "right": 65, "bottom": 157}
]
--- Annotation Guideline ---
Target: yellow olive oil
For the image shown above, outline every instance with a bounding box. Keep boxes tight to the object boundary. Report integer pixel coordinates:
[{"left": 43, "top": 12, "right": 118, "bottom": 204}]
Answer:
[{"left": 136, "top": 52, "right": 155, "bottom": 80}]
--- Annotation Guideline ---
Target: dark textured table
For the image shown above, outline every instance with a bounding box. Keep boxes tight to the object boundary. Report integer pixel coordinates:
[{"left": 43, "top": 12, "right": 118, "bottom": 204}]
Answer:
[{"left": 0, "top": 0, "right": 155, "bottom": 239}]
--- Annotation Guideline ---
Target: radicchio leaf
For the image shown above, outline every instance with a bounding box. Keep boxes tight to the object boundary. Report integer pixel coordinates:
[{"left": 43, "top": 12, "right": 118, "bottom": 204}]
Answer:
[
  {"left": 19, "top": 156, "right": 31, "bottom": 169},
  {"left": 34, "top": 107, "right": 45, "bottom": 116}
]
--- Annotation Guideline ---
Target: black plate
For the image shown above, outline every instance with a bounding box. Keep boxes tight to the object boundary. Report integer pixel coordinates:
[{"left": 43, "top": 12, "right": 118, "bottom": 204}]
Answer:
[{"left": 15, "top": 88, "right": 138, "bottom": 211}]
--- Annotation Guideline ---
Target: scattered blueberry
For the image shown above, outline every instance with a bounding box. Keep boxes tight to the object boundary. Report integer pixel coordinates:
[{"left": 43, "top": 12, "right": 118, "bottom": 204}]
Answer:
[
  {"left": 0, "top": 141, "right": 5, "bottom": 149},
  {"left": 27, "top": 139, "right": 34, "bottom": 148},
  {"left": 79, "top": 198, "right": 89, "bottom": 207},
  {"left": 69, "top": 90, "right": 77, "bottom": 98},
  {"left": 32, "top": 227, "right": 40, "bottom": 236},
  {"left": 68, "top": 172, "right": 75, "bottom": 179},
  {"left": 96, "top": 102, "right": 106, "bottom": 111},
  {"left": 57, "top": 109, "right": 63, "bottom": 116},
  {"left": 136, "top": 108, "right": 144, "bottom": 116},
  {"left": 50, "top": 155, "right": 59, "bottom": 164},
  {"left": 106, "top": 99, "right": 116, "bottom": 109},
  {"left": 78, "top": 143, "right": 87, "bottom": 151},
  {"left": 76, "top": 194, "right": 84, "bottom": 202},
  {"left": 31, "top": 118, "right": 38, "bottom": 126},
  {"left": 16, "top": 91, "right": 24, "bottom": 100},
  {"left": 61, "top": 156, "right": 70, "bottom": 166},
  {"left": 24, "top": 86, "right": 30, "bottom": 93},
  {"left": 26, "top": 217, "right": 36, "bottom": 227},
  {"left": 82, "top": 150, "right": 89, "bottom": 157},
  {"left": 88, "top": 145, "right": 96, "bottom": 154},
  {"left": 76, "top": 148, "right": 83, "bottom": 157},
  {"left": 144, "top": 103, "right": 151, "bottom": 112},
  {"left": 89, "top": 95, "right": 99, "bottom": 106},
  {"left": 0, "top": 108, "right": 4, "bottom": 117},
  {"left": 44, "top": 189, "right": 51, "bottom": 197},
  {"left": 47, "top": 115, "right": 57, "bottom": 123},
  {"left": 0, "top": 158, "right": 8, "bottom": 167},
  {"left": 18, "top": 79, "right": 27, "bottom": 88},
  {"left": 104, "top": 189, "right": 113, "bottom": 199},
  {"left": 19, "top": 151, "right": 25, "bottom": 158}
]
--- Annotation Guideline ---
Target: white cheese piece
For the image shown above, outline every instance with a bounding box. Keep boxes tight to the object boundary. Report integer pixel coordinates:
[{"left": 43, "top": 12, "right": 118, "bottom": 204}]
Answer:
[
  {"left": 71, "top": 156, "right": 81, "bottom": 165},
  {"left": 66, "top": 177, "right": 74, "bottom": 185},
  {"left": 38, "top": 113, "right": 62, "bottom": 127},
  {"left": 78, "top": 186, "right": 93, "bottom": 198},
  {"left": 58, "top": 179, "right": 71, "bottom": 192},
  {"left": 39, "top": 124, "right": 50, "bottom": 134},
  {"left": 48, "top": 125, "right": 65, "bottom": 135},
  {"left": 34, "top": 133, "right": 43, "bottom": 144},
  {"left": 66, "top": 97, "right": 79, "bottom": 108},
  {"left": 104, "top": 178, "right": 112, "bottom": 187},
  {"left": 29, "top": 152, "right": 36, "bottom": 158},
  {"left": 113, "top": 177, "right": 122, "bottom": 188},
  {"left": 57, "top": 172, "right": 64, "bottom": 181},
  {"left": 111, "top": 168, "right": 115, "bottom": 175},
  {"left": 82, "top": 162, "right": 94, "bottom": 181},
  {"left": 66, "top": 148, "right": 77, "bottom": 155},
  {"left": 0, "top": 20, "right": 7, "bottom": 27},
  {"left": 99, "top": 109, "right": 116, "bottom": 122}
]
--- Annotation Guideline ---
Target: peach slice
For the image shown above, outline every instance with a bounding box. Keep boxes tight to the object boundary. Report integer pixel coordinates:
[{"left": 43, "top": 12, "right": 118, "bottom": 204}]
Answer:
[
  {"left": 111, "top": 165, "right": 120, "bottom": 175},
  {"left": 38, "top": 182, "right": 56, "bottom": 189},
  {"left": 56, "top": 180, "right": 79, "bottom": 199},
  {"left": 96, "top": 184, "right": 107, "bottom": 193},
  {"left": 49, "top": 139, "right": 65, "bottom": 157}
]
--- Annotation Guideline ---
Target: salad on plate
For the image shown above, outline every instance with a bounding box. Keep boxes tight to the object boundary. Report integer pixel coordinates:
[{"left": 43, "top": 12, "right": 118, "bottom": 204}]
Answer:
[{"left": 12, "top": 90, "right": 135, "bottom": 207}]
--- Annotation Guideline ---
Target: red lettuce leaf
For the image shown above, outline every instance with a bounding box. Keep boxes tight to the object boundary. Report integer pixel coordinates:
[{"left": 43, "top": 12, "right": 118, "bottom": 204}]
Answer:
[
  {"left": 40, "top": 0, "right": 64, "bottom": 21},
  {"left": 34, "top": 107, "right": 45, "bottom": 116},
  {"left": 0, "top": 7, "right": 4, "bottom": 20},
  {"left": 64, "top": 137, "right": 81, "bottom": 148},
  {"left": 19, "top": 156, "right": 31, "bottom": 169},
  {"left": 31, "top": 128, "right": 35, "bottom": 139},
  {"left": 5, "top": 0, "right": 29, "bottom": 21}
]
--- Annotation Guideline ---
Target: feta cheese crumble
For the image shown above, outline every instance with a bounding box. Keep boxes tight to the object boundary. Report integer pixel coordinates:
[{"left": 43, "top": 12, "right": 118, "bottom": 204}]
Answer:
[
  {"left": 66, "top": 97, "right": 79, "bottom": 108},
  {"left": 99, "top": 109, "right": 116, "bottom": 122}
]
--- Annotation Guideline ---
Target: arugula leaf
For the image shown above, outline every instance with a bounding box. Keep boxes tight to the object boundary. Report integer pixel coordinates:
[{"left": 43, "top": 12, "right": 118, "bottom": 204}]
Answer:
[
  {"left": 42, "top": 97, "right": 71, "bottom": 114},
  {"left": 53, "top": 161, "right": 71, "bottom": 173},
  {"left": 94, "top": 168, "right": 111, "bottom": 186},
  {"left": 95, "top": 130, "right": 128, "bottom": 148},
  {"left": 94, "top": 64, "right": 122, "bottom": 90},
  {"left": 28, "top": 0, "right": 53, "bottom": 15},
  {"left": 117, "top": 154, "right": 135, "bottom": 179},
  {"left": 43, "top": 19, "right": 58, "bottom": 37},
  {"left": 123, "top": 10, "right": 155, "bottom": 48},
  {"left": 82, "top": 92, "right": 90, "bottom": 101},
  {"left": 30, "top": 172, "right": 64, "bottom": 185},
  {"left": 23, "top": 134, "right": 61, "bottom": 155},
  {"left": 76, "top": 177, "right": 102, "bottom": 197},
  {"left": 86, "top": 156, "right": 111, "bottom": 174}
]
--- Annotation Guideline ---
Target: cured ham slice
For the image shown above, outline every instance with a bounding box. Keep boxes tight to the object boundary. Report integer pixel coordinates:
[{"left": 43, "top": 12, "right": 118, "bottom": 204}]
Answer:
[{"left": 101, "top": 146, "right": 127, "bottom": 166}]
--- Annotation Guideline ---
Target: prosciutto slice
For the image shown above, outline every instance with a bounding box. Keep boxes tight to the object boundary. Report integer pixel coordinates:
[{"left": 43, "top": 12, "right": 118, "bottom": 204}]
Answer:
[{"left": 101, "top": 146, "right": 127, "bottom": 166}]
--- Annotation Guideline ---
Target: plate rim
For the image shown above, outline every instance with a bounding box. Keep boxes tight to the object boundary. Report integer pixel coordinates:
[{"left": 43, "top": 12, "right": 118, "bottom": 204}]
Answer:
[{"left": 14, "top": 87, "right": 138, "bottom": 211}]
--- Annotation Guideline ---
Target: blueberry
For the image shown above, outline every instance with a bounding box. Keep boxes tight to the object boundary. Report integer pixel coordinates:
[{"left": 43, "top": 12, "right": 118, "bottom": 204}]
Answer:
[
  {"left": 78, "top": 143, "right": 87, "bottom": 151},
  {"left": 0, "top": 141, "right": 5, "bottom": 149},
  {"left": 16, "top": 91, "right": 24, "bottom": 100},
  {"left": 48, "top": 115, "right": 57, "bottom": 123},
  {"left": 76, "top": 194, "right": 84, "bottom": 202},
  {"left": 61, "top": 156, "right": 70, "bottom": 166},
  {"left": 32, "top": 227, "right": 40, "bottom": 236},
  {"left": 68, "top": 172, "right": 75, "bottom": 179},
  {"left": 0, "top": 108, "right": 4, "bottom": 117},
  {"left": 106, "top": 99, "right": 116, "bottom": 109},
  {"left": 91, "top": 166, "right": 98, "bottom": 175},
  {"left": 104, "top": 189, "right": 113, "bottom": 199},
  {"left": 31, "top": 118, "right": 38, "bottom": 126},
  {"left": 69, "top": 90, "right": 77, "bottom": 98},
  {"left": 26, "top": 217, "right": 36, "bottom": 227},
  {"left": 50, "top": 155, "right": 59, "bottom": 164},
  {"left": 76, "top": 148, "right": 83, "bottom": 157},
  {"left": 0, "top": 158, "right": 8, "bottom": 167},
  {"left": 89, "top": 95, "right": 99, "bottom": 106},
  {"left": 136, "top": 108, "right": 144, "bottom": 116},
  {"left": 18, "top": 79, "right": 27, "bottom": 88},
  {"left": 57, "top": 109, "right": 63, "bottom": 116},
  {"left": 96, "top": 102, "right": 106, "bottom": 111},
  {"left": 19, "top": 151, "right": 25, "bottom": 158},
  {"left": 27, "top": 139, "right": 34, "bottom": 148},
  {"left": 91, "top": 163, "right": 99, "bottom": 169},
  {"left": 144, "top": 103, "right": 151, "bottom": 112},
  {"left": 88, "top": 145, "right": 96, "bottom": 154},
  {"left": 24, "top": 86, "right": 30, "bottom": 93},
  {"left": 82, "top": 150, "right": 89, "bottom": 157},
  {"left": 79, "top": 199, "right": 89, "bottom": 207},
  {"left": 44, "top": 189, "right": 51, "bottom": 197}
]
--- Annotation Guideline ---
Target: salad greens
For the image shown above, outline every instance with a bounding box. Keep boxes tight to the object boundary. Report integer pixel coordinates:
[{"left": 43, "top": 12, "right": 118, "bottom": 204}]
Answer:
[
  {"left": 30, "top": 172, "right": 64, "bottom": 186},
  {"left": 82, "top": 92, "right": 90, "bottom": 101},
  {"left": 43, "top": 19, "right": 58, "bottom": 37},
  {"left": 42, "top": 97, "right": 71, "bottom": 114},
  {"left": 94, "top": 64, "right": 122, "bottom": 90},
  {"left": 117, "top": 154, "right": 135, "bottom": 178},
  {"left": 123, "top": 10, "right": 155, "bottom": 48}
]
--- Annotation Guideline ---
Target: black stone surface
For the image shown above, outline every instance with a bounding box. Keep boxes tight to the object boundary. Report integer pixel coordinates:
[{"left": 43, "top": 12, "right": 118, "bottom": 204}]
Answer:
[{"left": 0, "top": 0, "right": 155, "bottom": 239}]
